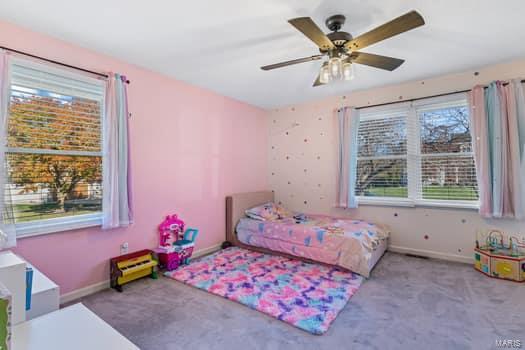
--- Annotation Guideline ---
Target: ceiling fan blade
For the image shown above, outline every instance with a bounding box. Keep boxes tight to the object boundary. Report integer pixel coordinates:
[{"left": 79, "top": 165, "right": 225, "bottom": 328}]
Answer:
[
  {"left": 313, "top": 74, "right": 325, "bottom": 87},
  {"left": 345, "top": 10, "right": 424, "bottom": 51},
  {"left": 350, "top": 52, "right": 404, "bottom": 71},
  {"left": 288, "top": 17, "right": 335, "bottom": 51},
  {"left": 261, "top": 55, "right": 323, "bottom": 70}
]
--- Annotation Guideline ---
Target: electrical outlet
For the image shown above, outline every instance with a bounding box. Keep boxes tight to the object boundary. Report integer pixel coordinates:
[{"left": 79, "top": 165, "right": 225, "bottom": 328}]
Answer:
[{"left": 120, "top": 242, "right": 129, "bottom": 255}]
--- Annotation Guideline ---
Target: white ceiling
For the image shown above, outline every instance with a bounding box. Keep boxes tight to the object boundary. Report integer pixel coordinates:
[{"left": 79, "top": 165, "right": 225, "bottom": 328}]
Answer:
[{"left": 1, "top": 0, "right": 525, "bottom": 109}]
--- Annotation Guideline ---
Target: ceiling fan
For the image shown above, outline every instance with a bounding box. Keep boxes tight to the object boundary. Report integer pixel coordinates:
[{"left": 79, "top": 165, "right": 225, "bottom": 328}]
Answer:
[{"left": 261, "top": 10, "right": 425, "bottom": 86}]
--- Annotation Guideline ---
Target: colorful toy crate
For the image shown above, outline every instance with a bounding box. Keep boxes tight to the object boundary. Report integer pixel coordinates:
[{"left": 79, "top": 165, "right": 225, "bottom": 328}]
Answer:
[
  {"left": 475, "top": 229, "right": 525, "bottom": 283},
  {"left": 474, "top": 248, "right": 525, "bottom": 282}
]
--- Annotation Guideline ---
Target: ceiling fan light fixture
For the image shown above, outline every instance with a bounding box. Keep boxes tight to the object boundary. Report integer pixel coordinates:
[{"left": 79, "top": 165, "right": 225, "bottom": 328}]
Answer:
[
  {"left": 320, "top": 64, "right": 331, "bottom": 84},
  {"left": 262, "top": 10, "right": 425, "bottom": 87},
  {"left": 343, "top": 62, "right": 355, "bottom": 81}
]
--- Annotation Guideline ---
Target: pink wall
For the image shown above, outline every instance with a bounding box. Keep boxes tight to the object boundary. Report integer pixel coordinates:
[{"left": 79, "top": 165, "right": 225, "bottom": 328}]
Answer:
[{"left": 1, "top": 20, "right": 269, "bottom": 294}]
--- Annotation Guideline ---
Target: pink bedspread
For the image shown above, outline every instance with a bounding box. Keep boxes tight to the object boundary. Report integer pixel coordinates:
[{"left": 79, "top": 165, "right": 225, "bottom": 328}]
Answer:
[{"left": 236, "top": 215, "right": 389, "bottom": 277}]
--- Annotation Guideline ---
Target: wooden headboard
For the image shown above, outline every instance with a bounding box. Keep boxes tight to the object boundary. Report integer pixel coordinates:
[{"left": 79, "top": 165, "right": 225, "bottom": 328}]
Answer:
[{"left": 225, "top": 191, "right": 274, "bottom": 246}]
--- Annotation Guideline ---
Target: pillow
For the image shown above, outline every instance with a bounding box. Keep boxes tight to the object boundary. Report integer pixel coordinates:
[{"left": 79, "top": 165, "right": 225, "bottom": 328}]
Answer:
[
  {"left": 245, "top": 202, "right": 293, "bottom": 221},
  {"left": 245, "top": 202, "right": 279, "bottom": 221}
]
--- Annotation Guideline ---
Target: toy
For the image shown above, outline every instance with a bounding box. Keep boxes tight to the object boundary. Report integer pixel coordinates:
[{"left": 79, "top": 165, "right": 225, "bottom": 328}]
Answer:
[
  {"left": 155, "top": 228, "right": 199, "bottom": 270},
  {"left": 158, "top": 214, "right": 185, "bottom": 248},
  {"left": 110, "top": 249, "right": 158, "bottom": 292},
  {"left": 174, "top": 228, "right": 199, "bottom": 265},
  {"left": 474, "top": 230, "right": 525, "bottom": 282},
  {"left": 155, "top": 214, "right": 199, "bottom": 271}
]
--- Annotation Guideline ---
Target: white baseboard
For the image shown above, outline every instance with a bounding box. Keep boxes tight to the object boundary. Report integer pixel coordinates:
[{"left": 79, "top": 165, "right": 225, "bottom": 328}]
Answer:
[
  {"left": 60, "top": 243, "right": 222, "bottom": 305},
  {"left": 60, "top": 279, "right": 110, "bottom": 305},
  {"left": 192, "top": 243, "right": 221, "bottom": 258},
  {"left": 388, "top": 245, "right": 473, "bottom": 264}
]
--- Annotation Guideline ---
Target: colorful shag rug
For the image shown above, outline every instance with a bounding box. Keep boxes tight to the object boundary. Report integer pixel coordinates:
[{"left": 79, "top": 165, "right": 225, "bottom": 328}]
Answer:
[{"left": 165, "top": 247, "right": 363, "bottom": 335}]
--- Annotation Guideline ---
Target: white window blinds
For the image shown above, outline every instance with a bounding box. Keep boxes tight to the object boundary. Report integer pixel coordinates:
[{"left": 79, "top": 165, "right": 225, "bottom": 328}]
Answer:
[
  {"left": 6, "top": 59, "right": 105, "bottom": 230},
  {"left": 355, "top": 94, "right": 479, "bottom": 207},
  {"left": 416, "top": 101, "right": 478, "bottom": 202},
  {"left": 356, "top": 111, "right": 408, "bottom": 198}
]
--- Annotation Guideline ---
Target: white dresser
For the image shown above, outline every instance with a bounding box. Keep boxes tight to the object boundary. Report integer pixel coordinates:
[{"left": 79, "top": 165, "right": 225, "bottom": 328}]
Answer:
[
  {"left": 13, "top": 303, "right": 139, "bottom": 350},
  {"left": 0, "top": 251, "right": 26, "bottom": 324}
]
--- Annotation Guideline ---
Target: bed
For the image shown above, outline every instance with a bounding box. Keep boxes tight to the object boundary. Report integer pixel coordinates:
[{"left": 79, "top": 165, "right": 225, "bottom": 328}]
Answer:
[{"left": 226, "top": 191, "right": 389, "bottom": 277}]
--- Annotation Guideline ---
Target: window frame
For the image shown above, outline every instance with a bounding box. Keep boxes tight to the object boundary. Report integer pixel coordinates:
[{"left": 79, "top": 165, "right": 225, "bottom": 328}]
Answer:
[
  {"left": 356, "top": 93, "right": 480, "bottom": 210},
  {"left": 6, "top": 58, "right": 106, "bottom": 238}
]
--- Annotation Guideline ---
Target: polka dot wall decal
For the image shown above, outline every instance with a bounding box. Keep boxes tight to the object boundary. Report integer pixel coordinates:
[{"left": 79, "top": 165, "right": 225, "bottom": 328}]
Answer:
[
  {"left": 320, "top": 132, "right": 324, "bottom": 136},
  {"left": 278, "top": 201, "right": 282, "bottom": 205},
  {"left": 474, "top": 71, "right": 479, "bottom": 76},
  {"left": 287, "top": 181, "right": 291, "bottom": 184},
  {"left": 318, "top": 117, "right": 323, "bottom": 120},
  {"left": 286, "top": 156, "right": 290, "bottom": 160},
  {"left": 273, "top": 119, "right": 276, "bottom": 123},
  {"left": 304, "top": 169, "right": 307, "bottom": 172},
  {"left": 271, "top": 172, "right": 275, "bottom": 176},
  {"left": 291, "top": 107, "right": 295, "bottom": 111},
  {"left": 271, "top": 146, "right": 275, "bottom": 149},
  {"left": 398, "top": 96, "right": 403, "bottom": 100},
  {"left": 318, "top": 184, "right": 321, "bottom": 187},
  {"left": 304, "top": 138, "right": 308, "bottom": 142},
  {"left": 317, "top": 156, "right": 321, "bottom": 160},
  {"left": 304, "top": 200, "right": 308, "bottom": 204},
  {"left": 285, "top": 132, "right": 289, "bottom": 135}
]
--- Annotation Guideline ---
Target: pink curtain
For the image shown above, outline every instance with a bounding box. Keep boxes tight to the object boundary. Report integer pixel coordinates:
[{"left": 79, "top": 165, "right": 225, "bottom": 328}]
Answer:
[
  {"left": 468, "top": 86, "right": 491, "bottom": 217},
  {"left": 335, "top": 107, "right": 359, "bottom": 208},
  {"left": 468, "top": 80, "right": 525, "bottom": 219},
  {"left": 102, "top": 73, "right": 133, "bottom": 229}
]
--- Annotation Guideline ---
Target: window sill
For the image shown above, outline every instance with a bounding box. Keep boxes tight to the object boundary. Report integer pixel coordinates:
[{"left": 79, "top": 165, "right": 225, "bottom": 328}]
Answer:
[
  {"left": 357, "top": 197, "right": 479, "bottom": 210},
  {"left": 357, "top": 197, "right": 415, "bottom": 207},
  {"left": 16, "top": 213, "right": 103, "bottom": 239},
  {"left": 414, "top": 200, "right": 480, "bottom": 210}
]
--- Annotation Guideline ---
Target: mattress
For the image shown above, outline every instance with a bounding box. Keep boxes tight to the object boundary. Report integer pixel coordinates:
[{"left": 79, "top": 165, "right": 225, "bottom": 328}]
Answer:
[{"left": 236, "top": 215, "right": 390, "bottom": 277}]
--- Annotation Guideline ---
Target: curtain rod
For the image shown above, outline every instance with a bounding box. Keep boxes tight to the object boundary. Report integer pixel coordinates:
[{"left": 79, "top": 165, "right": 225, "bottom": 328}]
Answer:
[
  {"left": 355, "top": 79, "right": 525, "bottom": 110},
  {"left": 1, "top": 46, "right": 130, "bottom": 84}
]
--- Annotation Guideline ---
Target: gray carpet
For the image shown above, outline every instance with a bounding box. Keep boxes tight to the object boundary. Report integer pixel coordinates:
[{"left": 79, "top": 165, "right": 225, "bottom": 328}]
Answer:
[{"left": 74, "top": 252, "right": 524, "bottom": 350}]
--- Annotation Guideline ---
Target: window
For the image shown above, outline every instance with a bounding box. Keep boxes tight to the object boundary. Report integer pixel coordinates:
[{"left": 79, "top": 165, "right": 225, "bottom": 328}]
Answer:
[
  {"left": 5, "top": 59, "right": 105, "bottom": 236},
  {"left": 356, "top": 94, "right": 479, "bottom": 208},
  {"left": 356, "top": 110, "right": 408, "bottom": 199}
]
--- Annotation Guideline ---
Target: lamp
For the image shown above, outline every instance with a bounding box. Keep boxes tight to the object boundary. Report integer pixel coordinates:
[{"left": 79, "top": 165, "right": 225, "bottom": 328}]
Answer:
[
  {"left": 328, "top": 57, "right": 342, "bottom": 79},
  {"left": 319, "top": 64, "right": 331, "bottom": 84},
  {"left": 343, "top": 61, "right": 355, "bottom": 81}
]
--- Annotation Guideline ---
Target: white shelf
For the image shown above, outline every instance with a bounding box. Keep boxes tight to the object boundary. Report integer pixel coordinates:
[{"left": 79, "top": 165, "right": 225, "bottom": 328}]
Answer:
[{"left": 26, "top": 266, "right": 59, "bottom": 320}]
